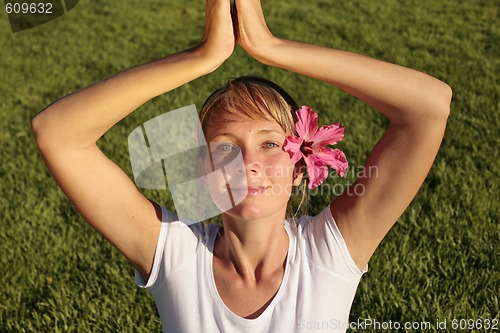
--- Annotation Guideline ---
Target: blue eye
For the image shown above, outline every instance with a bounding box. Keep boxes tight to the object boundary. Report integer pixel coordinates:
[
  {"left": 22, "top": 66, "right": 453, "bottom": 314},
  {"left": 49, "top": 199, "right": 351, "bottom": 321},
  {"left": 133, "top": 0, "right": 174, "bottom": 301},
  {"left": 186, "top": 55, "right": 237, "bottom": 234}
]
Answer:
[
  {"left": 263, "top": 142, "right": 279, "bottom": 148},
  {"left": 215, "top": 143, "right": 238, "bottom": 153}
]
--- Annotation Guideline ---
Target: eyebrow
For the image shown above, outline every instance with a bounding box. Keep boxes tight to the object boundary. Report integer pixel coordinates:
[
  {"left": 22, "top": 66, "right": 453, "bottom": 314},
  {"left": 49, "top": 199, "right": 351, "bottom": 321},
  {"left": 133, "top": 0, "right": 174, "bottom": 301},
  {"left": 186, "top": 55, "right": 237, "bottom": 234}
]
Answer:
[
  {"left": 211, "top": 129, "right": 286, "bottom": 139},
  {"left": 257, "top": 129, "right": 286, "bottom": 136}
]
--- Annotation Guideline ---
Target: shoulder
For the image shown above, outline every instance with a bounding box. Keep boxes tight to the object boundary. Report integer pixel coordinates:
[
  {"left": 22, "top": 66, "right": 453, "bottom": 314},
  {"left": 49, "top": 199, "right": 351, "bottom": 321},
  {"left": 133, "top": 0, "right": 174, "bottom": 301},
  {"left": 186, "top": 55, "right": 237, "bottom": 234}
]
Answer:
[
  {"left": 136, "top": 207, "right": 218, "bottom": 289},
  {"left": 287, "top": 206, "right": 367, "bottom": 276},
  {"left": 285, "top": 206, "right": 335, "bottom": 236},
  {"left": 157, "top": 206, "right": 216, "bottom": 245}
]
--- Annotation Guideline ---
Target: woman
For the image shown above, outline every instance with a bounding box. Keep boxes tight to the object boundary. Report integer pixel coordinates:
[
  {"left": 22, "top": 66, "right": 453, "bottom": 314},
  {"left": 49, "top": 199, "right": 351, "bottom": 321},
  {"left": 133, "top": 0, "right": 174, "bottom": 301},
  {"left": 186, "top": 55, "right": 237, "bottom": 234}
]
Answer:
[{"left": 32, "top": 0, "right": 452, "bottom": 331}]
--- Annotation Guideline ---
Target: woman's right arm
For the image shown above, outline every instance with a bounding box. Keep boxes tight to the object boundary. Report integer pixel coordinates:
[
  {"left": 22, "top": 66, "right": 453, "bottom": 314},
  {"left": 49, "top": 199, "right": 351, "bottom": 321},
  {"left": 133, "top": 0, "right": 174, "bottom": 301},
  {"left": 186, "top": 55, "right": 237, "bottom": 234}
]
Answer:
[
  {"left": 31, "top": 0, "right": 234, "bottom": 279},
  {"left": 234, "top": 0, "right": 451, "bottom": 270}
]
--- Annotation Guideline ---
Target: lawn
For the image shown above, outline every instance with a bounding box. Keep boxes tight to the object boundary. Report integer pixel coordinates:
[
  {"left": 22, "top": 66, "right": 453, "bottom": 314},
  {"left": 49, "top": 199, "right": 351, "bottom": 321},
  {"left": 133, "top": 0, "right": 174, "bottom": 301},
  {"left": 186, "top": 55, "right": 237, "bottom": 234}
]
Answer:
[{"left": 0, "top": 0, "right": 498, "bottom": 331}]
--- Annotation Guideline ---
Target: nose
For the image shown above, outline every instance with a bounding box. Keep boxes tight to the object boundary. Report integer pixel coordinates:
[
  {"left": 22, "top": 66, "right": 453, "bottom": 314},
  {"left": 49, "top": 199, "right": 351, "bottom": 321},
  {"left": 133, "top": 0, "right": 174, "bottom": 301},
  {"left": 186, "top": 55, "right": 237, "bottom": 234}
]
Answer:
[{"left": 241, "top": 149, "right": 261, "bottom": 175}]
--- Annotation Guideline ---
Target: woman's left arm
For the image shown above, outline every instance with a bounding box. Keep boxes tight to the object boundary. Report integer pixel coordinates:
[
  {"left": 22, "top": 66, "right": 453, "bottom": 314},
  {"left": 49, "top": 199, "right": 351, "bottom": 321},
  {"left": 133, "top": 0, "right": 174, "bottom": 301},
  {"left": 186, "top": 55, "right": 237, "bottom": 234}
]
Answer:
[{"left": 235, "top": 0, "right": 452, "bottom": 270}]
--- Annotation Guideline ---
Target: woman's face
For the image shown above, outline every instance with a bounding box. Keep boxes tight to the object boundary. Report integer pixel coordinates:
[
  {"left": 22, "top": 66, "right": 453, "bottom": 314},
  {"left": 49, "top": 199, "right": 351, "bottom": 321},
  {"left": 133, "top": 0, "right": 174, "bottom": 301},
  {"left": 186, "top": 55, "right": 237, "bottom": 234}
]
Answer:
[{"left": 203, "top": 117, "right": 302, "bottom": 221}]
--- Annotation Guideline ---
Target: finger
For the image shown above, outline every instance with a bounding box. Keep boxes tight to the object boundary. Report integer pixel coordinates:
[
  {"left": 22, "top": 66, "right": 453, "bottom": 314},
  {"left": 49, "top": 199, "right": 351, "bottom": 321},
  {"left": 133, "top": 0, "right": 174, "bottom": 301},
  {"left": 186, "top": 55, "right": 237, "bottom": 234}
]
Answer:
[{"left": 231, "top": 1, "right": 240, "bottom": 41}]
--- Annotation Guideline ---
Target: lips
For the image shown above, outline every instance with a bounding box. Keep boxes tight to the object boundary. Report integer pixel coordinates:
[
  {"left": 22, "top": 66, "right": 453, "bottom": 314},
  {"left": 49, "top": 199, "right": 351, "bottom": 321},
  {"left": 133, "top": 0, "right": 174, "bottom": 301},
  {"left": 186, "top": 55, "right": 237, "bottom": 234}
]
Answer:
[{"left": 230, "top": 185, "right": 269, "bottom": 196}]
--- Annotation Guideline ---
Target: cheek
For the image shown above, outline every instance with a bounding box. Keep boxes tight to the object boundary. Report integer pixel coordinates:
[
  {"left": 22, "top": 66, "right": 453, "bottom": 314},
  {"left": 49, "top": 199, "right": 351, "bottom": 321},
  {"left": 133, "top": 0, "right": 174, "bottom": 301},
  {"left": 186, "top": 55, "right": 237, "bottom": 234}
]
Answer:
[
  {"left": 264, "top": 157, "right": 296, "bottom": 198},
  {"left": 263, "top": 155, "right": 295, "bottom": 182}
]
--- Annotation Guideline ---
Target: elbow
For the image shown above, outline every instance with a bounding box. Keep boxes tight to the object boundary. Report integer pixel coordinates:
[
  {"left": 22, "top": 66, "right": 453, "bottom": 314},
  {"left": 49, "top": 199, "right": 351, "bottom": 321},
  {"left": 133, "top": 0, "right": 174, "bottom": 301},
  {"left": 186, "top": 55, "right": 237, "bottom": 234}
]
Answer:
[
  {"left": 31, "top": 110, "right": 53, "bottom": 151},
  {"left": 398, "top": 81, "right": 452, "bottom": 127},
  {"left": 31, "top": 113, "right": 44, "bottom": 148},
  {"left": 433, "top": 81, "right": 453, "bottom": 120}
]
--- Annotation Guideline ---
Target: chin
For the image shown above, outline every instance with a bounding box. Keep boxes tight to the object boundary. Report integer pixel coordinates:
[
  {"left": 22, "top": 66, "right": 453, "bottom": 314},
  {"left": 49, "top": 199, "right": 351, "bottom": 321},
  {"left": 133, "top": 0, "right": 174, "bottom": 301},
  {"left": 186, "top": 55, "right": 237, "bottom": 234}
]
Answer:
[{"left": 222, "top": 198, "right": 287, "bottom": 222}]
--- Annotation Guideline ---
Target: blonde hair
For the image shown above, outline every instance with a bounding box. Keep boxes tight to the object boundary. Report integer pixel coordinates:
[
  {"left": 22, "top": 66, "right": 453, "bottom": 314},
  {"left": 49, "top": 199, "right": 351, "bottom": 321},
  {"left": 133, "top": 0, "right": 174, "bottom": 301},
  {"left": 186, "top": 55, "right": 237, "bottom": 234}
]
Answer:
[{"left": 199, "top": 76, "right": 309, "bottom": 218}]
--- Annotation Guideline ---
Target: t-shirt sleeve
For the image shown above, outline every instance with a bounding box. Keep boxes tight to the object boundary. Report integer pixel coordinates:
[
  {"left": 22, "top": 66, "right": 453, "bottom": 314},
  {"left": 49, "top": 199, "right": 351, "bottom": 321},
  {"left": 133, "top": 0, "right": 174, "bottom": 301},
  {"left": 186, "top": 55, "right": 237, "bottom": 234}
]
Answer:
[
  {"left": 135, "top": 206, "right": 201, "bottom": 290},
  {"left": 301, "top": 205, "right": 367, "bottom": 279}
]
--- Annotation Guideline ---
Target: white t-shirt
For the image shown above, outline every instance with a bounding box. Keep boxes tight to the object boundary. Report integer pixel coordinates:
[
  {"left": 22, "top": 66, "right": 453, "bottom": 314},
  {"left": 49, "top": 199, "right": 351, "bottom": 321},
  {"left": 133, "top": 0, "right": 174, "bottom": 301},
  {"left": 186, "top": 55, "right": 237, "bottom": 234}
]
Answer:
[{"left": 136, "top": 205, "right": 367, "bottom": 333}]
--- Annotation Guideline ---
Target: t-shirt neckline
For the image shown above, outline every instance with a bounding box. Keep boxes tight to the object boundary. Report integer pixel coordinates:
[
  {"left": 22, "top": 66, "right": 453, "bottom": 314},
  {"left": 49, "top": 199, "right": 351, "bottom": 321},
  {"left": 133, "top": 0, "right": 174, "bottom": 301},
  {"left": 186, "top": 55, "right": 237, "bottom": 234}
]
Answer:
[{"left": 205, "top": 221, "right": 294, "bottom": 324}]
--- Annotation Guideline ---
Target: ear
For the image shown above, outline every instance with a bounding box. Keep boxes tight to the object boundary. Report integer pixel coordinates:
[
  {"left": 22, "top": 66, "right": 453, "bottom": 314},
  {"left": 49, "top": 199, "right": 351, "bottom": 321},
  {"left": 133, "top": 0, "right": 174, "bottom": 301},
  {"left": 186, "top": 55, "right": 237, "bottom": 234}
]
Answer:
[{"left": 292, "top": 163, "right": 304, "bottom": 186}]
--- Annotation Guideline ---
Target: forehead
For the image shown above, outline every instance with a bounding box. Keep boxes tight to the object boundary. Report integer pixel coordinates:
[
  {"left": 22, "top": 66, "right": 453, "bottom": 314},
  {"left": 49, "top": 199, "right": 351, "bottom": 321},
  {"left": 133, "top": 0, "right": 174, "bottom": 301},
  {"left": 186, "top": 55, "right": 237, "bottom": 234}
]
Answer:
[{"left": 204, "top": 118, "right": 286, "bottom": 141}]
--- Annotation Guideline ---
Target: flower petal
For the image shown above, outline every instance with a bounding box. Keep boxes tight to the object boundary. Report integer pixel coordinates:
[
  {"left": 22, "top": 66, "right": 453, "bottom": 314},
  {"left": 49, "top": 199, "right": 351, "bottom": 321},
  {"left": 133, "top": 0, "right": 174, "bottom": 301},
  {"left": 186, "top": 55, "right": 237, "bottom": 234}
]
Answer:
[
  {"left": 304, "top": 155, "right": 328, "bottom": 189},
  {"left": 314, "top": 148, "right": 348, "bottom": 177},
  {"left": 295, "top": 106, "right": 318, "bottom": 141},
  {"left": 283, "top": 136, "right": 304, "bottom": 164},
  {"left": 310, "top": 122, "right": 344, "bottom": 146}
]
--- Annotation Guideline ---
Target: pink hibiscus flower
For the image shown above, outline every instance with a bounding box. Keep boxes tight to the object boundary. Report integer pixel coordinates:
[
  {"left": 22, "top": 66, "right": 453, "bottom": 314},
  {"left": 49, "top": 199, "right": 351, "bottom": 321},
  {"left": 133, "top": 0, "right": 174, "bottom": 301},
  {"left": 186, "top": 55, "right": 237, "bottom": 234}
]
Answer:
[{"left": 283, "top": 105, "right": 348, "bottom": 189}]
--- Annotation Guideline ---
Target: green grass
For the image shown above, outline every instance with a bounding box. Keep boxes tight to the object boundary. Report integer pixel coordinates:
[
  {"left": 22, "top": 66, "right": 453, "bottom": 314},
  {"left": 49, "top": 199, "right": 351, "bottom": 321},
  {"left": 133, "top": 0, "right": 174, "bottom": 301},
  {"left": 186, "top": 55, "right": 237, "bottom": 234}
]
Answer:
[{"left": 0, "top": 0, "right": 498, "bottom": 331}]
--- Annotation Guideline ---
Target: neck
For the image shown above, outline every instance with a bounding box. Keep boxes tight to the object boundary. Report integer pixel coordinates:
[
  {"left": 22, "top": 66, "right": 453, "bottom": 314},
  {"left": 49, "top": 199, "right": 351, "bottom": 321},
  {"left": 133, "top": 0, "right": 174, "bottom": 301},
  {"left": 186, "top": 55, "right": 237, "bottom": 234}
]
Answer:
[{"left": 216, "top": 213, "right": 289, "bottom": 282}]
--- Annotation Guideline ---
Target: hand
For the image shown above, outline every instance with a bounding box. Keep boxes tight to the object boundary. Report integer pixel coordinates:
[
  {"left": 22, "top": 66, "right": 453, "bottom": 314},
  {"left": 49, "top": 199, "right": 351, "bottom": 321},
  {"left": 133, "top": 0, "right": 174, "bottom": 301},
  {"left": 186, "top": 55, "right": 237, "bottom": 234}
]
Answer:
[
  {"left": 233, "top": 0, "right": 278, "bottom": 62},
  {"left": 197, "top": 0, "right": 235, "bottom": 70}
]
